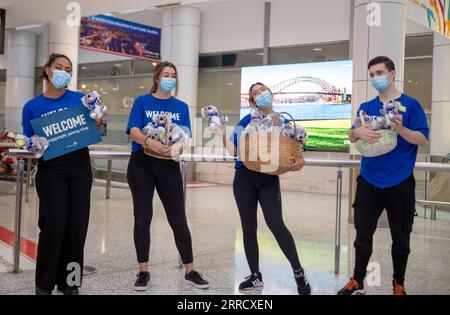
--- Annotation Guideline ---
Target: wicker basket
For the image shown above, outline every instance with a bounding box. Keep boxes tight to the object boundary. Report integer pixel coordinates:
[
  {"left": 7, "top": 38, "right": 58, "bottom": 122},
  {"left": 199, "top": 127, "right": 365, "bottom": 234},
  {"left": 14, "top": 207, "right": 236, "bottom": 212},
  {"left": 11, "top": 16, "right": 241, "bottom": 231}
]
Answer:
[
  {"left": 144, "top": 113, "right": 177, "bottom": 160},
  {"left": 355, "top": 129, "right": 398, "bottom": 157},
  {"left": 239, "top": 112, "right": 302, "bottom": 176}
]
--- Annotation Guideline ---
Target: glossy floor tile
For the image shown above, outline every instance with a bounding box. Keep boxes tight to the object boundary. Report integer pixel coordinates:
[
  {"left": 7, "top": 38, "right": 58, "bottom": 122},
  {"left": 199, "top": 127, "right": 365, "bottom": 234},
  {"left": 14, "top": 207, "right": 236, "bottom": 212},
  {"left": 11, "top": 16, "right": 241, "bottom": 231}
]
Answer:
[{"left": 1, "top": 183, "right": 449, "bottom": 295}]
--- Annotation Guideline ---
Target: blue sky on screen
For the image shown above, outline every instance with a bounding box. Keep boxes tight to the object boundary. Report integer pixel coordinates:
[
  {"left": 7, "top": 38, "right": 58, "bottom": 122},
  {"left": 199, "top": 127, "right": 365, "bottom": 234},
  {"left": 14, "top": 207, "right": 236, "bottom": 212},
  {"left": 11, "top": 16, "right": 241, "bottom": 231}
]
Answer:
[{"left": 241, "top": 60, "right": 353, "bottom": 94}]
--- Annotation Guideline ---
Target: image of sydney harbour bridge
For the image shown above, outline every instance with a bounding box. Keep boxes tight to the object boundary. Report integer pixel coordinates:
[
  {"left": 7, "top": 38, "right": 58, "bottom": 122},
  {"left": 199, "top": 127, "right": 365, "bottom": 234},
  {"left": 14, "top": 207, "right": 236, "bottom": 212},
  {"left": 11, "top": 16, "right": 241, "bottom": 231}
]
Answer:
[{"left": 240, "top": 75, "right": 352, "bottom": 107}]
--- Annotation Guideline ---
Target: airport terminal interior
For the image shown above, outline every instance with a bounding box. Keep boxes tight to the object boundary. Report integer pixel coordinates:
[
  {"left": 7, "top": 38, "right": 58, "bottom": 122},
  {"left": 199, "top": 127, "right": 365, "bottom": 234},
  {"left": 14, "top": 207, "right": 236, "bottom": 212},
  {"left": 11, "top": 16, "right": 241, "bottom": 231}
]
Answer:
[{"left": 0, "top": 0, "right": 449, "bottom": 295}]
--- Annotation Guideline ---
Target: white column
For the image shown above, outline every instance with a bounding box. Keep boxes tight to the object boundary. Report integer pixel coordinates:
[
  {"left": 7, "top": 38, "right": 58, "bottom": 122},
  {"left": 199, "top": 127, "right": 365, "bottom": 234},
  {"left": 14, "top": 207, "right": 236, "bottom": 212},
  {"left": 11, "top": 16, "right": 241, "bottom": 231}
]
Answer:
[
  {"left": 351, "top": 0, "right": 407, "bottom": 147},
  {"left": 350, "top": 0, "right": 407, "bottom": 227},
  {"left": 5, "top": 31, "right": 36, "bottom": 133},
  {"left": 430, "top": 33, "right": 450, "bottom": 157},
  {"left": 44, "top": 20, "right": 80, "bottom": 91},
  {"left": 161, "top": 6, "right": 200, "bottom": 143}
]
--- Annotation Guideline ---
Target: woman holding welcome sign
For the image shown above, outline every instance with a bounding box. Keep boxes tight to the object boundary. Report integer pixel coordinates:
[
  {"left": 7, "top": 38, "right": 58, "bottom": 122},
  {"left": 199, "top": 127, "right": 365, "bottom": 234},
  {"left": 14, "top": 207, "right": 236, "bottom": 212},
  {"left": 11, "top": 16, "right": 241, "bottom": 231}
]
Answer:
[
  {"left": 126, "top": 61, "right": 209, "bottom": 291},
  {"left": 21, "top": 53, "right": 103, "bottom": 295}
]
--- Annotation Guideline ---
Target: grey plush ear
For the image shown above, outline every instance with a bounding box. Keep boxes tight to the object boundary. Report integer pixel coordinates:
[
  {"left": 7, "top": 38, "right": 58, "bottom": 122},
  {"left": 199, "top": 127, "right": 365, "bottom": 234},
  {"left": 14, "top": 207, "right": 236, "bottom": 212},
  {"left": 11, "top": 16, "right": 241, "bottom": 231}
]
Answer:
[{"left": 201, "top": 107, "right": 208, "bottom": 118}]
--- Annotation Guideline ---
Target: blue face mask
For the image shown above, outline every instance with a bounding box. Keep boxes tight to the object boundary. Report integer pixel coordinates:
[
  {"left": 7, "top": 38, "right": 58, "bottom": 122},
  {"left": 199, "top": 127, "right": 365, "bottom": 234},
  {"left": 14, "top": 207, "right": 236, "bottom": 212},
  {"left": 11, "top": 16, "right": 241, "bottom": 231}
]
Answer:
[
  {"left": 50, "top": 69, "right": 71, "bottom": 89},
  {"left": 255, "top": 91, "right": 273, "bottom": 109},
  {"left": 371, "top": 75, "right": 391, "bottom": 91},
  {"left": 159, "top": 78, "right": 177, "bottom": 94}
]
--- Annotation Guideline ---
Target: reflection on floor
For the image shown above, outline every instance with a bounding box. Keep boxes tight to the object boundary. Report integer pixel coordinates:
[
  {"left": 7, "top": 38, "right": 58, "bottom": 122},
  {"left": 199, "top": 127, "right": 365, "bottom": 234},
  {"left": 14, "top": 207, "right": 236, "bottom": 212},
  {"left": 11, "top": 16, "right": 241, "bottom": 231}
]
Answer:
[{"left": 1, "top": 182, "right": 449, "bottom": 295}]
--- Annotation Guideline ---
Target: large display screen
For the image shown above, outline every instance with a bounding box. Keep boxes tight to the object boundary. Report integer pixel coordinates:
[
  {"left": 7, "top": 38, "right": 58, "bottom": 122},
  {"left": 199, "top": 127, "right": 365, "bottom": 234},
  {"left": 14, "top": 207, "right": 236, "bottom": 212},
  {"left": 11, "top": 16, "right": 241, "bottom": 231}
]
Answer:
[
  {"left": 80, "top": 15, "right": 161, "bottom": 61},
  {"left": 240, "top": 61, "right": 353, "bottom": 152}
]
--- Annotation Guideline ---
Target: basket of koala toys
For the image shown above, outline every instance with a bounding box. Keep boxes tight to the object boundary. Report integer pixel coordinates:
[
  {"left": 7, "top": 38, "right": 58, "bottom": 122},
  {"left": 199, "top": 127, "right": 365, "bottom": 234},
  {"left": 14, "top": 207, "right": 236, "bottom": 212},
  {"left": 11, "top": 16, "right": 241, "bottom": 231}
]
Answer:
[
  {"left": 354, "top": 100, "right": 400, "bottom": 158},
  {"left": 142, "top": 112, "right": 189, "bottom": 160},
  {"left": 239, "top": 110, "right": 307, "bottom": 176}
]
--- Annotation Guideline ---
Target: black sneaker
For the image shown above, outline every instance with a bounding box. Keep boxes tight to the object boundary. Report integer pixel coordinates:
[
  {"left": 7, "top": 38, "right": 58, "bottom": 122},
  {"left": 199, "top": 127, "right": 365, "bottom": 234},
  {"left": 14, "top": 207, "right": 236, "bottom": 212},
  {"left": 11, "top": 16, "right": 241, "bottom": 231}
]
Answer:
[
  {"left": 35, "top": 287, "right": 52, "bottom": 295},
  {"left": 134, "top": 271, "right": 150, "bottom": 292},
  {"left": 239, "top": 272, "right": 264, "bottom": 291},
  {"left": 337, "top": 278, "right": 365, "bottom": 295},
  {"left": 294, "top": 269, "right": 311, "bottom": 295},
  {"left": 60, "top": 286, "right": 79, "bottom": 295},
  {"left": 184, "top": 270, "right": 210, "bottom": 289}
]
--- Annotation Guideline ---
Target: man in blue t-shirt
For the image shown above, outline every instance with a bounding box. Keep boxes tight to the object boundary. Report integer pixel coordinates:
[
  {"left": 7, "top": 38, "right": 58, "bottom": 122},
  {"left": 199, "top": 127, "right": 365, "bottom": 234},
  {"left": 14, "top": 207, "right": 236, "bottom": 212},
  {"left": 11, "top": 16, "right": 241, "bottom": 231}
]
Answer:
[{"left": 338, "top": 56, "right": 429, "bottom": 296}]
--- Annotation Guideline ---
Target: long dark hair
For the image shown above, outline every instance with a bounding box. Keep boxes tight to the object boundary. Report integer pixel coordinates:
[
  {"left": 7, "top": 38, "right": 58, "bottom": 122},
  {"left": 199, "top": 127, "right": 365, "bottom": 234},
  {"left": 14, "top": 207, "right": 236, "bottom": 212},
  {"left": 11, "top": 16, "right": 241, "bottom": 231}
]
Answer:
[
  {"left": 40, "top": 53, "right": 73, "bottom": 82},
  {"left": 150, "top": 61, "right": 179, "bottom": 95}
]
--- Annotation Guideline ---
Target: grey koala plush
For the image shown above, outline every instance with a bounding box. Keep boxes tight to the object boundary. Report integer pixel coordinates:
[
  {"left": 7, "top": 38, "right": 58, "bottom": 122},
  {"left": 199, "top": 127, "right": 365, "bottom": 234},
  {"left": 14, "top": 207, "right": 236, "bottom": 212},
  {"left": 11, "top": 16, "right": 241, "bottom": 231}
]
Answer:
[
  {"left": 142, "top": 123, "right": 154, "bottom": 137},
  {"left": 169, "top": 124, "right": 188, "bottom": 145},
  {"left": 380, "top": 100, "right": 400, "bottom": 129},
  {"left": 280, "top": 123, "right": 307, "bottom": 145},
  {"left": 353, "top": 110, "right": 371, "bottom": 129},
  {"left": 201, "top": 105, "right": 229, "bottom": 128},
  {"left": 261, "top": 112, "right": 284, "bottom": 130},
  {"left": 152, "top": 114, "right": 168, "bottom": 127},
  {"left": 250, "top": 107, "right": 264, "bottom": 120}
]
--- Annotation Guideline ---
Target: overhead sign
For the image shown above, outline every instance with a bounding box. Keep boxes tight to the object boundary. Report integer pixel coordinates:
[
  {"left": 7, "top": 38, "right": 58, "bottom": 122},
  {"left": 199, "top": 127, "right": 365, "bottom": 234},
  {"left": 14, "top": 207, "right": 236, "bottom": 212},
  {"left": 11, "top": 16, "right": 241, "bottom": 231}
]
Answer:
[
  {"left": 80, "top": 14, "right": 161, "bottom": 61},
  {"left": 407, "top": 0, "right": 450, "bottom": 38}
]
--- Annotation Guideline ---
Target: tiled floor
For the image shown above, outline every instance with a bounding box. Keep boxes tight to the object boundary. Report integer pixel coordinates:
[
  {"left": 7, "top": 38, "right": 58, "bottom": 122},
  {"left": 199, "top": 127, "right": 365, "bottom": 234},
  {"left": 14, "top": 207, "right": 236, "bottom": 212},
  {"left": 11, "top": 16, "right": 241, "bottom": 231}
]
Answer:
[{"left": 0, "top": 182, "right": 449, "bottom": 295}]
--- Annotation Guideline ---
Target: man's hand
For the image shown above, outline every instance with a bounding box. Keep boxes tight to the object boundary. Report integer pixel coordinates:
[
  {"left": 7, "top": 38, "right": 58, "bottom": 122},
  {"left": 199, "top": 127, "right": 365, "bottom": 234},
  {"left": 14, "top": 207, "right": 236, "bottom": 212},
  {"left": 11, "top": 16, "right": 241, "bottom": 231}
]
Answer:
[
  {"left": 354, "top": 125, "right": 382, "bottom": 144},
  {"left": 392, "top": 114, "right": 404, "bottom": 133}
]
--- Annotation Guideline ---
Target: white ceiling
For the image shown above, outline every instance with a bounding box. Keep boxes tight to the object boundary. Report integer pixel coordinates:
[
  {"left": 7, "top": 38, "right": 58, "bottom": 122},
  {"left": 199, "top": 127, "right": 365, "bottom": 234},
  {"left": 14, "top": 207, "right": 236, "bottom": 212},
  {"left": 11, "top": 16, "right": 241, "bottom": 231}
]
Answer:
[{"left": 0, "top": 0, "right": 254, "bottom": 29}]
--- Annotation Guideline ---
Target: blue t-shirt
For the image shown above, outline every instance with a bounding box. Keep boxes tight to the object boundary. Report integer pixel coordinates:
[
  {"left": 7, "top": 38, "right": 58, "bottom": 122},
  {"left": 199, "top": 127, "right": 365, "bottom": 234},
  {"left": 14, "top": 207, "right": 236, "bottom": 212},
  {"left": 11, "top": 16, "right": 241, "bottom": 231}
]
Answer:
[
  {"left": 126, "top": 94, "right": 192, "bottom": 153},
  {"left": 352, "top": 94, "right": 429, "bottom": 188},
  {"left": 22, "top": 90, "right": 85, "bottom": 137},
  {"left": 230, "top": 113, "right": 290, "bottom": 169},
  {"left": 230, "top": 114, "right": 252, "bottom": 169}
]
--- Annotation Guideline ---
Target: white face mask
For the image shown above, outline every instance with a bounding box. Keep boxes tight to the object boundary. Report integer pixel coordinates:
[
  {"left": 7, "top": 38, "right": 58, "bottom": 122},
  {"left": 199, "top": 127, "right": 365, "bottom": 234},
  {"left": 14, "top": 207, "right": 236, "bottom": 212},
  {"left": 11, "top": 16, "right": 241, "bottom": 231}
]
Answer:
[{"left": 50, "top": 69, "right": 72, "bottom": 89}]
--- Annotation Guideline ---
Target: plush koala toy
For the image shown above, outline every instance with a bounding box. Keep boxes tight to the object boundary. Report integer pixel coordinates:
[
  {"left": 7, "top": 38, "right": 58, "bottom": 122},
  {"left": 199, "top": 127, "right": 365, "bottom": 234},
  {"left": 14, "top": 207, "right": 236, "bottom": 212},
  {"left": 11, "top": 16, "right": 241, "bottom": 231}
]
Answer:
[
  {"left": 371, "top": 116, "right": 387, "bottom": 131},
  {"left": 141, "top": 122, "right": 166, "bottom": 144},
  {"left": 81, "top": 90, "right": 107, "bottom": 120},
  {"left": 244, "top": 120, "right": 261, "bottom": 134},
  {"left": 201, "top": 105, "right": 229, "bottom": 129},
  {"left": 250, "top": 107, "right": 264, "bottom": 120},
  {"left": 380, "top": 100, "right": 400, "bottom": 129},
  {"left": 168, "top": 124, "right": 188, "bottom": 145},
  {"left": 353, "top": 110, "right": 372, "bottom": 129},
  {"left": 294, "top": 125, "right": 308, "bottom": 144},
  {"left": 152, "top": 114, "right": 168, "bottom": 128},
  {"left": 142, "top": 123, "right": 154, "bottom": 137},
  {"left": 152, "top": 127, "right": 167, "bottom": 144},
  {"left": 12, "top": 133, "right": 49, "bottom": 159},
  {"left": 281, "top": 123, "right": 308, "bottom": 145},
  {"left": 260, "top": 112, "right": 277, "bottom": 130}
]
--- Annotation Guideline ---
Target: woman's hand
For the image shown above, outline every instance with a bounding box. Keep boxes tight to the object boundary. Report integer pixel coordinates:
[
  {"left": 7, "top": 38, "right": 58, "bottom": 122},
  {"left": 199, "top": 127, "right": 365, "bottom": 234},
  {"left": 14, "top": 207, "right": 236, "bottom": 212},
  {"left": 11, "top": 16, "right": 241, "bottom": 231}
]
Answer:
[
  {"left": 210, "top": 126, "right": 225, "bottom": 136},
  {"left": 169, "top": 142, "right": 185, "bottom": 157},
  {"left": 289, "top": 155, "right": 305, "bottom": 172},
  {"left": 95, "top": 118, "right": 103, "bottom": 127},
  {"left": 145, "top": 137, "right": 171, "bottom": 156}
]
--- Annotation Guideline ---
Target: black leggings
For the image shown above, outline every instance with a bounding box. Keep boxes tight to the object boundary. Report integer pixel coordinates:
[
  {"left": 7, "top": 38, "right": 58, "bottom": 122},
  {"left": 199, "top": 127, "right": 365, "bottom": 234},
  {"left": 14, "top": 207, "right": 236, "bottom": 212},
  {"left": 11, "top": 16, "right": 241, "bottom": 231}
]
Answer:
[
  {"left": 353, "top": 175, "right": 416, "bottom": 285},
  {"left": 127, "top": 151, "right": 193, "bottom": 264},
  {"left": 233, "top": 167, "right": 302, "bottom": 274},
  {"left": 35, "top": 148, "right": 92, "bottom": 292}
]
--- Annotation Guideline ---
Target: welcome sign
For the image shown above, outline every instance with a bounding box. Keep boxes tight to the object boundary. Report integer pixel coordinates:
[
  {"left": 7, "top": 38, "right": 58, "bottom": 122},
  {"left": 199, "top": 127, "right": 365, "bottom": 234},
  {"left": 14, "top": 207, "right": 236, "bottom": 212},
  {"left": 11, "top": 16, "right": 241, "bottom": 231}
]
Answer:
[{"left": 30, "top": 105, "right": 102, "bottom": 160}]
